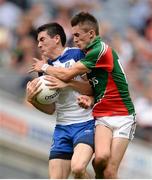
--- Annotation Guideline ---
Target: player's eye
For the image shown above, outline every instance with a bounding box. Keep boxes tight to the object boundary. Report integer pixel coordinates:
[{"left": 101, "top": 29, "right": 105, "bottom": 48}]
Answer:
[
  {"left": 39, "top": 37, "right": 45, "bottom": 42},
  {"left": 74, "top": 33, "right": 80, "bottom": 37}
]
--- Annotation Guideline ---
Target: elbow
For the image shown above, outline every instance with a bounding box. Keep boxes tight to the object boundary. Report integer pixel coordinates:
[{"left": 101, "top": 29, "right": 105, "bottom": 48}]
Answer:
[
  {"left": 41, "top": 109, "right": 55, "bottom": 115},
  {"left": 48, "top": 109, "right": 55, "bottom": 115},
  {"left": 83, "top": 90, "right": 93, "bottom": 96},
  {"left": 88, "top": 89, "right": 93, "bottom": 96},
  {"left": 48, "top": 106, "right": 56, "bottom": 114}
]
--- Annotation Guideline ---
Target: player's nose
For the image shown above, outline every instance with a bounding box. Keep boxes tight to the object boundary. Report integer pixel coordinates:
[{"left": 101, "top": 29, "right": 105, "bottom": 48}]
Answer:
[
  {"left": 73, "top": 36, "right": 78, "bottom": 43},
  {"left": 38, "top": 42, "right": 42, "bottom": 49}
]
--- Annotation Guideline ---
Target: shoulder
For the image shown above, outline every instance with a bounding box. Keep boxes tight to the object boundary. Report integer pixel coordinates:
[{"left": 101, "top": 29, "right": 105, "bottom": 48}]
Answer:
[
  {"left": 64, "top": 47, "right": 85, "bottom": 62},
  {"left": 87, "top": 41, "right": 108, "bottom": 58}
]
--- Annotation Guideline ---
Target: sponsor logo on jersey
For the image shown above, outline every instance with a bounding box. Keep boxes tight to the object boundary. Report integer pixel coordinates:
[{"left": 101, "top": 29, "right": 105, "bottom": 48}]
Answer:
[
  {"left": 89, "top": 77, "right": 99, "bottom": 87},
  {"left": 119, "top": 132, "right": 128, "bottom": 136},
  {"left": 84, "top": 130, "right": 92, "bottom": 133}
]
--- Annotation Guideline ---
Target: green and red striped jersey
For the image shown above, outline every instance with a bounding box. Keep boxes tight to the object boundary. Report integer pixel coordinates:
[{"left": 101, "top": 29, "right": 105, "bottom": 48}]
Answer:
[{"left": 80, "top": 36, "right": 135, "bottom": 118}]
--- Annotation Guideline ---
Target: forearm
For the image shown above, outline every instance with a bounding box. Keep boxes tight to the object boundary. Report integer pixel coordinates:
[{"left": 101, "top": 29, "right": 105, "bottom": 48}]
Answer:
[
  {"left": 45, "top": 66, "right": 74, "bottom": 82},
  {"left": 43, "top": 62, "right": 88, "bottom": 82},
  {"left": 25, "top": 99, "right": 55, "bottom": 115},
  {"left": 68, "top": 80, "right": 93, "bottom": 96}
]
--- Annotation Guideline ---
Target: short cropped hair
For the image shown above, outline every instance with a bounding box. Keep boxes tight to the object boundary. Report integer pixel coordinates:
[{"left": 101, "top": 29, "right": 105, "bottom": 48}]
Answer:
[
  {"left": 37, "top": 22, "right": 66, "bottom": 46},
  {"left": 71, "top": 12, "right": 99, "bottom": 35}
]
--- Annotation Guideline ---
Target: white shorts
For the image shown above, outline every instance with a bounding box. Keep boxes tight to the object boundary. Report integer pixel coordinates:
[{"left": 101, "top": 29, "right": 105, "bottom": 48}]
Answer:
[{"left": 95, "top": 114, "right": 136, "bottom": 140}]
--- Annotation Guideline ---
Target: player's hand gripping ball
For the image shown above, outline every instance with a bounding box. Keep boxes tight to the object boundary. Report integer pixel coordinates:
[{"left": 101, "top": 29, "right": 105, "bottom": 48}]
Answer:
[{"left": 36, "top": 76, "right": 59, "bottom": 104}]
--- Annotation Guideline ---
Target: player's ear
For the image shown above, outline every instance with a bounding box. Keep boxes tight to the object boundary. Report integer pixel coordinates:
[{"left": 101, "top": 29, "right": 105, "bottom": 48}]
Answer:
[
  {"left": 89, "top": 30, "right": 95, "bottom": 39},
  {"left": 55, "top": 34, "right": 60, "bottom": 44}
]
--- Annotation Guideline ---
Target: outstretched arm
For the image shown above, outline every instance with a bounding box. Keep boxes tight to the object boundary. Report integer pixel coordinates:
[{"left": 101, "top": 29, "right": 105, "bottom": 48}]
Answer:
[{"left": 29, "top": 58, "right": 89, "bottom": 82}]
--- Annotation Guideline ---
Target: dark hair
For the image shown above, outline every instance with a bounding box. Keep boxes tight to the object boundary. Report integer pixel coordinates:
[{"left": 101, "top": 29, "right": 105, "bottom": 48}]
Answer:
[
  {"left": 71, "top": 12, "right": 99, "bottom": 35},
  {"left": 37, "top": 22, "right": 66, "bottom": 46}
]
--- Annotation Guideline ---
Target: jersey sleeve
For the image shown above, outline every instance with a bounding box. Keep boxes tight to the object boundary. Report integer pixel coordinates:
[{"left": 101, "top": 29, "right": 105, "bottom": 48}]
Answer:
[{"left": 80, "top": 45, "right": 115, "bottom": 72}]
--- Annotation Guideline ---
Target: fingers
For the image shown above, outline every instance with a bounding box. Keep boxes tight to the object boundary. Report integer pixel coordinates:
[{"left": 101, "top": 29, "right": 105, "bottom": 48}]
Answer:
[
  {"left": 44, "top": 76, "right": 60, "bottom": 88},
  {"left": 77, "top": 95, "right": 90, "bottom": 109},
  {"left": 77, "top": 95, "right": 88, "bottom": 101},
  {"left": 33, "top": 57, "right": 41, "bottom": 62},
  {"left": 34, "top": 82, "right": 42, "bottom": 95},
  {"left": 28, "top": 68, "right": 35, "bottom": 73},
  {"left": 78, "top": 101, "right": 89, "bottom": 109},
  {"left": 44, "top": 76, "right": 57, "bottom": 87},
  {"left": 28, "top": 58, "right": 43, "bottom": 73},
  {"left": 28, "top": 62, "right": 36, "bottom": 73},
  {"left": 31, "top": 77, "right": 40, "bottom": 84},
  {"left": 27, "top": 81, "right": 31, "bottom": 86},
  {"left": 44, "top": 75, "right": 67, "bottom": 89},
  {"left": 27, "top": 78, "right": 42, "bottom": 95},
  {"left": 32, "top": 78, "right": 42, "bottom": 91},
  {"left": 45, "top": 82, "right": 57, "bottom": 89},
  {"left": 44, "top": 75, "right": 57, "bottom": 82},
  {"left": 41, "top": 55, "right": 48, "bottom": 62}
]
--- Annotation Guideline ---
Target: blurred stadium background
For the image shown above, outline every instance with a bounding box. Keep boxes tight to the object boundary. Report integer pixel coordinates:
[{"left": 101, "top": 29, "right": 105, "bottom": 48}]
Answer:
[{"left": 0, "top": 0, "right": 152, "bottom": 178}]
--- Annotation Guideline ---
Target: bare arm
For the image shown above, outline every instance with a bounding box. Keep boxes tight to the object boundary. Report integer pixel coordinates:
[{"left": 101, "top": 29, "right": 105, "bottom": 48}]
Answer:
[
  {"left": 44, "top": 75, "right": 93, "bottom": 96},
  {"left": 29, "top": 58, "right": 90, "bottom": 82},
  {"left": 45, "top": 61, "right": 88, "bottom": 81},
  {"left": 68, "top": 79, "right": 93, "bottom": 95},
  {"left": 26, "top": 99, "right": 55, "bottom": 115},
  {"left": 25, "top": 78, "right": 56, "bottom": 115}
]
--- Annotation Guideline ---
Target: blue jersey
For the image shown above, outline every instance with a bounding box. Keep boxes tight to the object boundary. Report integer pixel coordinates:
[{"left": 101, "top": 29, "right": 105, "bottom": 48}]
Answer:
[
  {"left": 48, "top": 47, "right": 85, "bottom": 68},
  {"left": 48, "top": 47, "right": 93, "bottom": 125}
]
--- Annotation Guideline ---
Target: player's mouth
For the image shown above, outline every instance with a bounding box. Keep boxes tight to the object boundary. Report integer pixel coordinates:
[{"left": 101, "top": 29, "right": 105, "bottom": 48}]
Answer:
[
  {"left": 41, "top": 50, "right": 46, "bottom": 54},
  {"left": 76, "top": 43, "right": 81, "bottom": 48}
]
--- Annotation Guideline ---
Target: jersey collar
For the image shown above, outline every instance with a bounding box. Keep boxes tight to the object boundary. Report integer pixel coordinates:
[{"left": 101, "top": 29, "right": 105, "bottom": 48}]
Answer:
[
  {"left": 48, "top": 47, "right": 69, "bottom": 64},
  {"left": 85, "top": 36, "right": 101, "bottom": 51}
]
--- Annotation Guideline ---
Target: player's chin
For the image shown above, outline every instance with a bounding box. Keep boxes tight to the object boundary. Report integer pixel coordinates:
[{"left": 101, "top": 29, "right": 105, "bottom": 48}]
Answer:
[
  {"left": 41, "top": 51, "right": 48, "bottom": 56},
  {"left": 76, "top": 44, "right": 84, "bottom": 50}
]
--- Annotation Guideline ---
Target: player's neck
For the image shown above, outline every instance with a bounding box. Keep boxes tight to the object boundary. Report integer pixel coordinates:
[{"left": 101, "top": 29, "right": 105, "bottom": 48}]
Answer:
[{"left": 50, "top": 46, "right": 65, "bottom": 59}]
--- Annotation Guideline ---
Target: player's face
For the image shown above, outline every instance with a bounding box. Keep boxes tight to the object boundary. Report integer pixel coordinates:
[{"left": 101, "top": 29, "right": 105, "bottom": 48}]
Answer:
[
  {"left": 72, "top": 25, "right": 92, "bottom": 50},
  {"left": 37, "top": 31, "right": 57, "bottom": 58}
]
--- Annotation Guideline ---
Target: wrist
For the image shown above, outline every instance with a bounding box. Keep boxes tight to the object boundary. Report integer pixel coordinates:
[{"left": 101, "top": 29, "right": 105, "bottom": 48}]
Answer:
[
  {"left": 67, "top": 80, "right": 74, "bottom": 88},
  {"left": 27, "top": 97, "right": 33, "bottom": 103},
  {"left": 27, "top": 95, "right": 36, "bottom": 104},
  {"left": 90, "top": 96, "right": 95, "bottom": 106},
  {"left": 41, "top": 64, "right": 49, "bottom": 73}
]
